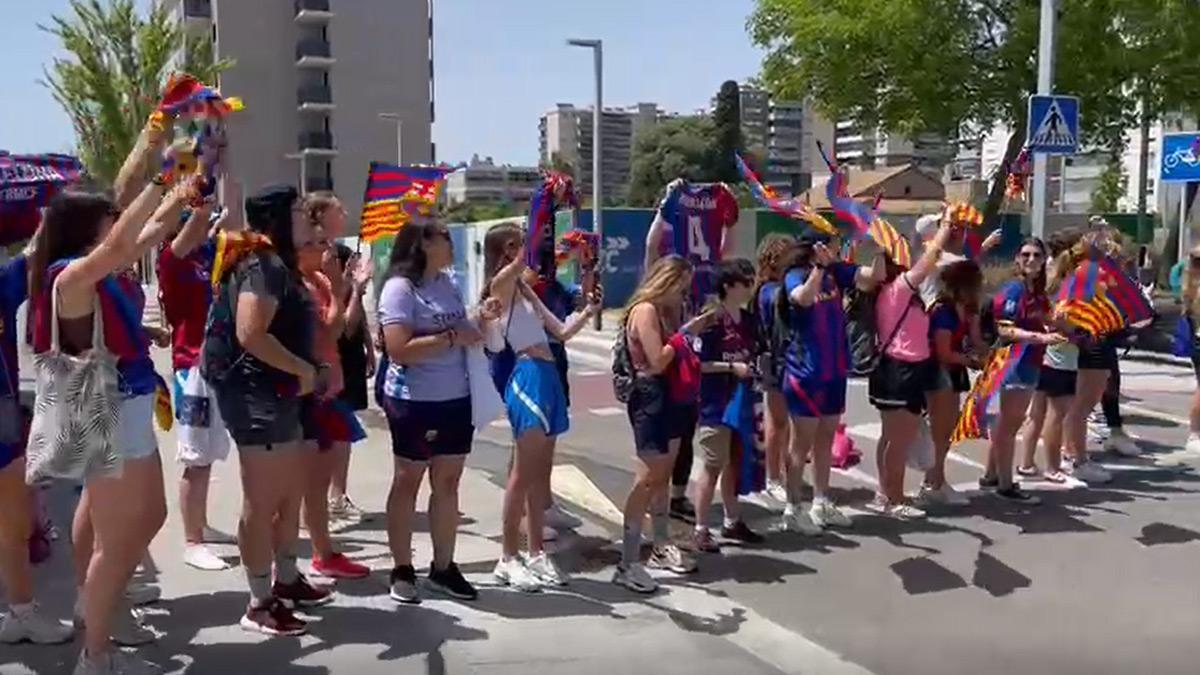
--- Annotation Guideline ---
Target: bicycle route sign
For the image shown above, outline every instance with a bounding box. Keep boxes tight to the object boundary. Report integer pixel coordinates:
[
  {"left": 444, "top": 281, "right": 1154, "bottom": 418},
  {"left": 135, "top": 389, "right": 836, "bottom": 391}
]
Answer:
[{"left": 1160, "top": 132, "right": 1200, "bottom": 183}]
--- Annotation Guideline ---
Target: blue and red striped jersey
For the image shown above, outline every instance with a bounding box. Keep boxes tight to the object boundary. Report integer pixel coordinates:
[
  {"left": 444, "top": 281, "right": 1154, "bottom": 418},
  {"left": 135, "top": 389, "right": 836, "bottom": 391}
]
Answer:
[
  {"left": 656, "top": 182, "right": 738, "bottom": 314},
  {"left": 782, "top": 262, "right": 859, "bottom": 383}
]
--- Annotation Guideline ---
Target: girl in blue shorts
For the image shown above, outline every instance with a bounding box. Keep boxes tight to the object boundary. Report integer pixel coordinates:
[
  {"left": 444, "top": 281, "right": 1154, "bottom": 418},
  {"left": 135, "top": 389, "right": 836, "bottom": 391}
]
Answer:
[
  {"left": 778, "top": 235, "right": 882, "bottom": 533},
  {"left": 481, "top": 223, "right": 600, "bottom": 593}
]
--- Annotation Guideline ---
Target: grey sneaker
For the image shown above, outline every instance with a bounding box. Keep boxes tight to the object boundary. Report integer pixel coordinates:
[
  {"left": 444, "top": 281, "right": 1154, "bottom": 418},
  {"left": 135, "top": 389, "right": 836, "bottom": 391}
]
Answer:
[
  {"left": 110, "top": 603, "right": 156, "bottom": 646},
  {"left": 647, "top": 544, "right": 697, "bottom": 575},
  {"left": 0, "top": 604, "right": 73, "bottom": 644},
  {"left": 73, "top": 649, "right": 159, "bottom": 675},
  {"left": 388, "top": 565, "right": 420, "bottom": 605}
]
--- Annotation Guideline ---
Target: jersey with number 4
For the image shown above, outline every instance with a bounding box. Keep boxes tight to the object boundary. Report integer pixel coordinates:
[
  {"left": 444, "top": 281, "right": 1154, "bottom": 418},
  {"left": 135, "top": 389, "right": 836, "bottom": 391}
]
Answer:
[{"left": 656, "top": 182, "right": 738, "bottom": 314}]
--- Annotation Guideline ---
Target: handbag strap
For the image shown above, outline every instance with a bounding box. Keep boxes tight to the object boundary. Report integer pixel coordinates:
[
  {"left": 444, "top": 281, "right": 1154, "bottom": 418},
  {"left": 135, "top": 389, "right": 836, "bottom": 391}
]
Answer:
[
  {"left": 49, "top": 276, "right": 106, "bottom": 354},
  {"left": 877, "top": 277, "right": 921, "bottom": 358}
]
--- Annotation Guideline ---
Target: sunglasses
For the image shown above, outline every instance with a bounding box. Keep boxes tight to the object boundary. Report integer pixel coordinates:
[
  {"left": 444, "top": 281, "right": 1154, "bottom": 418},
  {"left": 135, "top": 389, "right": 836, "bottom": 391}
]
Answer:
[{"left": 1018, "top": 251, "right": 1044, "bottom": 260}]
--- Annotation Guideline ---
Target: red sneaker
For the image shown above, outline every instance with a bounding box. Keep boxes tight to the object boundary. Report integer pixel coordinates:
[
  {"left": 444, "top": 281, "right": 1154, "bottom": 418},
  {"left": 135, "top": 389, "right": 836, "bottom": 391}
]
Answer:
[
  {"left": 272, "top": 574, "right": 334, "bottom": 608},
  {"left": 312, "top": 553, "right": 370, "bottom": 579},
  {"left": 239, "top": 598, "right": 307, "bottom": 636}
]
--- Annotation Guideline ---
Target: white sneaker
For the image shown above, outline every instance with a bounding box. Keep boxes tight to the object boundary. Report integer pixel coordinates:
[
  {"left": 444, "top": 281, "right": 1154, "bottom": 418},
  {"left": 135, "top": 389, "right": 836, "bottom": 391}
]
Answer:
[
  {"left": 863, "top": 494, "right": 891, "bottom": 514},
  {"left": 1069, "top": 460, "right": 1112, "bottom": 484},
  {"left": 200, "top": 526, "right": 236, "bottom": 545},
  {"left": 73, "top": 649, "right": 159, "bottom": 675},
  {"left": 123, "top": 584, "right": 161, "bottom": 607},
  {"left": 1104, "top": 430, "right": 1142, "bottom": 457},
  {"left": 939, "top": 483, "right": 970, "bottom": 506},
  {"left": 544, "top": 504, "right": 583, "bottom": 531},
  {"left": 889, "top": 503, "right": 927, "bottom": 520},
  {"left": 1188, "top": 434, "right": 1200, "bottom": 455},
  {"left": 780, "top": 507, "right": 822, "bottom": 535},
  {"left": 493, "top": 557, "right": 543, "bottom": 593},
  {"left": 765, "top": 480, "right": 788, "bottom": 505},
  {"left": 612, "top": 562, "right": 657, "bottom": 594},
  {"left": 0, "top": 604, "right": 73, "bottom": 644},
  {"left": 810, "top": 499, "right": 852, "bottom": 529},
  {"left": 183, "top": 544, "right": 230, "bottom": 571},
  {"left": 525, "top": 552, "right": 569, "bottom": 587}
]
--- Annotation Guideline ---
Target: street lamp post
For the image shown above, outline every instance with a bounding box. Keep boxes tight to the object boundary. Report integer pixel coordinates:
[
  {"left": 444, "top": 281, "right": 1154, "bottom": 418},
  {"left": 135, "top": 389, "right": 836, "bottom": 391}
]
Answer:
[
  {"left": 285, "top": 152, "right": 307, "bottom": 194},
  {"left": 378, "top": 112, "right": 403, "bottom": 165},
  {"left": 1030, "top": 0, "right": 1057, "bottom": 238},
  {"left": 568, "top": 38, "right": 603, "bottom": 329}
]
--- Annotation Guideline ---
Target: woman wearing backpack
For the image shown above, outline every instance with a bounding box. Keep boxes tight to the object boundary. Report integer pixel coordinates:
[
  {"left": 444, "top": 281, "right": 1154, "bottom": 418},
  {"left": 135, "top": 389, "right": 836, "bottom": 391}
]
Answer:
[
  {"left": 27, "top": 125, "right": 205, "bottom": 673},
  {"left": 779, "top": 234, "right": 883, "bottom": 532},
  {"left": 867, "top": 221, "right": 954, "bottom": 519},
  {"left": 478, "top": 223, "right": 600, "bottom": 593},
  {"left": 921, "top": 259, "right": 984, "bottom": 506},
  {"left": 615, "top": 255, "right": 717, "bottom": 593},
  {"left": 979, "top": 238, "right": 1066, "bottom": 504},
  {"left": 752, "top": 234, "right": 797, "bottom": 505}
]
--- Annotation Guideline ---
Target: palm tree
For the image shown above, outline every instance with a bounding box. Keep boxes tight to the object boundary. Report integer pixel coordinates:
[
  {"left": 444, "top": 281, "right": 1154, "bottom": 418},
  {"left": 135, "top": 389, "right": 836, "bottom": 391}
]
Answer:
[{"left": 41, "top": 0, "right": 233, "bottom": 185}]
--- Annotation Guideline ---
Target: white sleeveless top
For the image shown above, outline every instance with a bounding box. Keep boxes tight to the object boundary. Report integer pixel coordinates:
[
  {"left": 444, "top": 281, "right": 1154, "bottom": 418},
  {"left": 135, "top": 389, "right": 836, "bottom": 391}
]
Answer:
[{"left": 498, "top": 293, "right": 548, "bottom": 354}]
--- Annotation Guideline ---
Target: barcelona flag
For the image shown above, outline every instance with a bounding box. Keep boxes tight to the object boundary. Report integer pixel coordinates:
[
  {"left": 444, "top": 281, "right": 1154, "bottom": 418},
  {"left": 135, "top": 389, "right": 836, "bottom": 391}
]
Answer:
[
  {"left": 951, "top": 343, "right": 1028, "bottom": 444},
  {"left": 0, "top": 152, "right": 83, "bottom": 245},
  {"left": 527, "top": 172, "right": 578, "bottom": 271},
  {"left": 815, "top": 142, "right": 911, "bottom": 267},
  {"left": 210, "top": 231, "right": 274, "bottom": 293},
  {"left": 1055, "top": 255, "right": 1153, "bottom": 337},
  {"left": 359, "top": 162, "right": 451, "bottom": 243},
  {"left": 734, "top": 154, "right": 836, "bottom": 236}
]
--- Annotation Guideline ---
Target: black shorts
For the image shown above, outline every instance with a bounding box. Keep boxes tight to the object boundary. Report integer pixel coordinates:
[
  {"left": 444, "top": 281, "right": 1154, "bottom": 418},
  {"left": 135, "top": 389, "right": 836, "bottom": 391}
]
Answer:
[
  {"left": 626, "top": 376, "right": 691, "bottom": 456},
  {"left": 869, "top": 355, "right": 936, "bottom": 414},
  {"left": 1036, "top": 366, "right": 1077, "bottom": 398},
  {"left": 931, "top": 364, "right": 971, "bottom": 393},
  {"left": 214, "top": 378, "right": 303, "bottom": 448},
  {"left": 383, "top": 396, "right": 475, "bottom": 462},
  {"left": 1077, "top": 338, "right": 1118, "bottom": 370}
]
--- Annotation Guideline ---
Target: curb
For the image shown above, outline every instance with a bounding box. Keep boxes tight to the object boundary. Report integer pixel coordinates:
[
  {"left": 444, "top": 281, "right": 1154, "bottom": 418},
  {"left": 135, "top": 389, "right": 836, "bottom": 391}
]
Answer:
[{"left": 1122, "top": 349, "right": 1192, "bottom": 368}]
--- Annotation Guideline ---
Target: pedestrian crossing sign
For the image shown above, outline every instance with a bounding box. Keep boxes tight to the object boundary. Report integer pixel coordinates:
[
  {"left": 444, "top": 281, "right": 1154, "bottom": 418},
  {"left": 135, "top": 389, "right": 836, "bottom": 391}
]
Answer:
[{"left": 1027, "top": 95, "right": 1080, "bottom": 155}]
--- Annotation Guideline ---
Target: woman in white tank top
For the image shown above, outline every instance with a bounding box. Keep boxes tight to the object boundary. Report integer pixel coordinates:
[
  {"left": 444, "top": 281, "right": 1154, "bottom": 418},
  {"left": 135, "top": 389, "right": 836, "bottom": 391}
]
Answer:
[{"left": 481, "top": 223, "right": 599, "bottom": 592}]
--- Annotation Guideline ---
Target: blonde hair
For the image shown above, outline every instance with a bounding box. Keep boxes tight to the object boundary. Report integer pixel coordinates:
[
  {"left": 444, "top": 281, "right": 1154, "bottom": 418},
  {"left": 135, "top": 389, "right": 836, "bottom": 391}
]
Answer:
[
  {"left": 755, "top": 233, "right": 795, "bottom": 284},
  {"left": 1184, "top": 245, "right": 1200, "bottom": 322},
  {"left": 303, "top": 191, "right": 341, "bottom": 229},
  {"left": 623, "top": 255, "right": 693, "bottom": 324}
]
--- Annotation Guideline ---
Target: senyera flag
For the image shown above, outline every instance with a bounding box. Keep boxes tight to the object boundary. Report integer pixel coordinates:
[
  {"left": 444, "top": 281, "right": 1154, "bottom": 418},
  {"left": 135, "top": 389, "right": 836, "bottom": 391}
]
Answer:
[
  {"left": 0, "top": 152, "right": 83, "bottom": 245},
  {"left": 526, "top": 172, "right": 578, "bottom": 271},
  {"left": 815, "top": 142, "right": 911, "bottom": 267},
  {"left": 951, "top": 343, "right": 1028, "bottom": 444},
  {"left": 1056, "top": 254, "right": 1153, "bottom": 337},
  {"left": 734, "top": 153, "right": 836, "bottom": 236},
  {"left": 359, "top": 162, "right": 452, "bottom": 243}
]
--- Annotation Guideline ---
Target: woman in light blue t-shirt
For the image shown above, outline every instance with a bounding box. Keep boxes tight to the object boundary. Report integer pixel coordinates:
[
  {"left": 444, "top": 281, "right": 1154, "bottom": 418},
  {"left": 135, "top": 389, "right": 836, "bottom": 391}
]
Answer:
[{"left": 376, "top": 221, "right": 499, "bottom": 605}]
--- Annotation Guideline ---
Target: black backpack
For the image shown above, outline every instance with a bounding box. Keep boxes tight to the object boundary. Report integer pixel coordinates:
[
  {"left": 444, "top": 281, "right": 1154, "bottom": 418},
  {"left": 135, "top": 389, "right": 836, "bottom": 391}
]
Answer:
[
  {"left": 845, "top": 280, "right": 920, "bottom": 376},
  {"left": 612, "top": 318, "right": 636, "bottom": 403}
]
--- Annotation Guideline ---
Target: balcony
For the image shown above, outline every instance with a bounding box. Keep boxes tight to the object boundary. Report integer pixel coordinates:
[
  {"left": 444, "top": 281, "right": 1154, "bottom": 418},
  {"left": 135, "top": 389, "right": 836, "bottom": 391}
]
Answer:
[
  {"left": 305, "top": 176, "right": 335, "bottom": 193},
  {"left": 296, "top": 85, "right": 335, "bottom": 111},
  {"left": 183, "top": 0, "right": 212, "bottom": 19},
  {"left": 295, "top": 39, "right": 335, "bottom": 68},
  {"left": 294, "top": 0, "right": 333, "bottom": 23},
  {"left": 298, "top": 132, "right": 337, "bottom": 155}
]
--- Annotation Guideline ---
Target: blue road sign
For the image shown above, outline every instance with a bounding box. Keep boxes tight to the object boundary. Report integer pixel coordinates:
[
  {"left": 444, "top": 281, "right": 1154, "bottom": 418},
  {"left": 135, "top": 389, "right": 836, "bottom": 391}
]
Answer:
[
  {"left": 1027, "top": 95, "right": 1080, "bottom": 154},
  {"left": 1160, "top": 132, "right": 1200, "bottom": 183}
]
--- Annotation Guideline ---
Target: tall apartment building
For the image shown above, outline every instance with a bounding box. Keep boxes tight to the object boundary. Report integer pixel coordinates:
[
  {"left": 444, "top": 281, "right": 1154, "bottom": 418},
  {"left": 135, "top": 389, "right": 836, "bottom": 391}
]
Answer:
[
  {"left": 538, "top": 103, "right": 661, "bottom": 204},
  {"left": 734, "top": 84, "right": 831, "bottom": 195},
  {"left": 174, "top": 0, "right": 434, "bottom": 220},
  {"left": 833, "top": 118, "right": 957, "bottom": 171}
]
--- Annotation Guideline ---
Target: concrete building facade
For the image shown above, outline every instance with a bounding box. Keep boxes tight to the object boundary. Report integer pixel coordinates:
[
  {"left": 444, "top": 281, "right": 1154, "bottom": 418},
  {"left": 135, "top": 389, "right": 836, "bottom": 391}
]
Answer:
[
  {"left": 444, "top": 155, "right": 541, "bottom": 206},
  {"left": 174, "top": 0, "right": 434, "bottom": 220},
  {"left": 538, "top": 103, "right": 660, "bottom": 204}
]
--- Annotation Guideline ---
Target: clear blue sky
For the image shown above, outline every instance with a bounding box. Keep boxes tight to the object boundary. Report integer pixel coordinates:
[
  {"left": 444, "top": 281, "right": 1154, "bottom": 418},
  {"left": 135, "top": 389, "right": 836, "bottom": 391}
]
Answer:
[{"left": 0, "top": 0, "right": 764, "bottom": 165}]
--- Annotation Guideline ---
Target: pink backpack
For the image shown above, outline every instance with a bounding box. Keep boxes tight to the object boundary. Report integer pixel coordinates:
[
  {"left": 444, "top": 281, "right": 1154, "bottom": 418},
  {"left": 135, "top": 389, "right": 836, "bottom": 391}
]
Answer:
[{"left": 831, "top": 424, "right": 862, "bottom": 469}]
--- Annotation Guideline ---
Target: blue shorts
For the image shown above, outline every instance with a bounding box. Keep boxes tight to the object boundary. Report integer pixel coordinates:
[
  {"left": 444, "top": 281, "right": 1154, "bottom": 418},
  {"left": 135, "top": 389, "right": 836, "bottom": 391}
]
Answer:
[
  {"left": 506, "top": 357, "right": 569, "bottom": 438},
  {"left": 783, "top": 373, "right": 847, "bottom": 418},
  {"left": 1003, "top": 362, "right": 1040, "bottom": 391}
]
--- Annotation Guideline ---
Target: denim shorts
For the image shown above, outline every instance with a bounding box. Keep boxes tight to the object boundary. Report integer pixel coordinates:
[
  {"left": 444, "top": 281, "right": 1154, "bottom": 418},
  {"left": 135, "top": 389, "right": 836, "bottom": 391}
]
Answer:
[{"left": 214, "top": 377, "right": 303, "bottom": 449}]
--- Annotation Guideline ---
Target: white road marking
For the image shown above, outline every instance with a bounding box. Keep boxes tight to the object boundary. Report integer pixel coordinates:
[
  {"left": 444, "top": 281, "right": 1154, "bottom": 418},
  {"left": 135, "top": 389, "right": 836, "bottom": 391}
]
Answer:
[
  {"left": 1121, "top": 402, "right": 1188, "bottom": 427},
  {"left": 844, "top": 422, "right": 984, "bottom": 470},
  {"left": 566, "top": 347, "right": 613, "bottom": 370},
  {"left": 550, "top": 464, "right": 625, "bottom": 525},
  {"left": 588, "top": 406, "right": 625, "bottom": 417}
]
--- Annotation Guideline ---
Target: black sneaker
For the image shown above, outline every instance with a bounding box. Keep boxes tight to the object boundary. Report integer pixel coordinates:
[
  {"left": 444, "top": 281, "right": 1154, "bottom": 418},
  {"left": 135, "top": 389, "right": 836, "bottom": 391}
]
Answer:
[
  {"left": 389, "top": 565, "right": 420, "bottom": 605},
  {"left": 978, "top": 475, "right": 1000, "bottom": 491},
  {"left": 720, "top": 520, "right": 765, "bottom": 545},
  {"left": 427, "top": 563, "right": 477, "bottom": 600},
  {"left": 669, "top": 496, "right": 696, "bottom": 523},
  {"left": 996, "top": 486, "right": 1041, "bottom": 505}
]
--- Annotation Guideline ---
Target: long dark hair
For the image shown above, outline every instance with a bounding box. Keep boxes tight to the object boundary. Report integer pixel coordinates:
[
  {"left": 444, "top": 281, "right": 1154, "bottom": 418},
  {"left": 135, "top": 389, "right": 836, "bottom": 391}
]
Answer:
[
  {"left": 1015, "top": 236, "right": 1048, "bottom": 297},
  {"left": 28, "top": 191, "right": 117, "bottom": 298},
  {"left": 387, "top": 221, "right": 448, "bottom": 284},
  {"left": 479, "top": 222, "right": 523, "bottom": 302},
  {"left": 244, "top": 185, "right": 300, "bottom": 270}
]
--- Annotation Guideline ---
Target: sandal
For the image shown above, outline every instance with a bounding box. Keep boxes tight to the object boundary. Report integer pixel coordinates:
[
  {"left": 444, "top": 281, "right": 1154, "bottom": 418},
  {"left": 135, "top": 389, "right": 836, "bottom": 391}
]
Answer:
[
  {"left": 1016, "top": 465, "right": 1041, "bottom": 478},
  {"left": 1043, "top": 470, "right": 1069, "bottom": 484}
]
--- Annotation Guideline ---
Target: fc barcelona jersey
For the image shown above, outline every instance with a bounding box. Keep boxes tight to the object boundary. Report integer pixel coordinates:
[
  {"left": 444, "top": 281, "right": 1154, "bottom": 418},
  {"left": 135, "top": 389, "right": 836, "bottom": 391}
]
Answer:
[{"left": 656, "top": 181, "right": 738, "bottom": 314}]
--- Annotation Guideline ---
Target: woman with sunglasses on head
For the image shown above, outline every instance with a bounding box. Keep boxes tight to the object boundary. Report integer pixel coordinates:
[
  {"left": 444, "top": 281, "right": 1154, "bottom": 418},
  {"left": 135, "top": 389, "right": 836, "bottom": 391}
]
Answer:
[
  {"left": 28, "top": 123, "right": 206, "bottom": 673},
  {"left": 296, "top": 193, "right": 369, "bottom": 581},
  {"left": 778, "top": 234, "right": 883, "bottom": 532},
  {"left": 615, "top": 255, "right": 716, "bottom": 593},
  {"left": 378, "top": 220, "right": 499, "bottom": 604},
  {"left": 204, "top": 185, "right": 331, "bottom": 637},
  {"left": 752, "top": 234, "right": 797, "bottom": 505},
  {"left": 867, "top": 220, "right": 954, "bottom": 519},
  {"left": 480, "top": 223, "right": 600, "bottom": 592},
  {"left": 979, "top": 238, "right": 1066, "bottom": 504},
  {"left": 921, "top": 260, "right": 985, "bottom": 507}
]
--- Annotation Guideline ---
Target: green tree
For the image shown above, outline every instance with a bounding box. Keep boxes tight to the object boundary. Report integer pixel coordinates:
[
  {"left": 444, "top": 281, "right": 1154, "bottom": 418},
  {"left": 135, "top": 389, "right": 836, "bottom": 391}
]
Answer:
[
  {"left": 711, "top": 80, "right": 743, "bottom": 183},
  {"left": 626, "top": 117, "right": 717, "bottom": 207},
  {"left": 1090, "top": 158, "right": 1127, "bottom": 213},
  {"left": 747, "top": 0, "right": 1200, "bottom": 229},
  {"left": 42, "top": 0, "right": 232, "bottom": 185}
]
